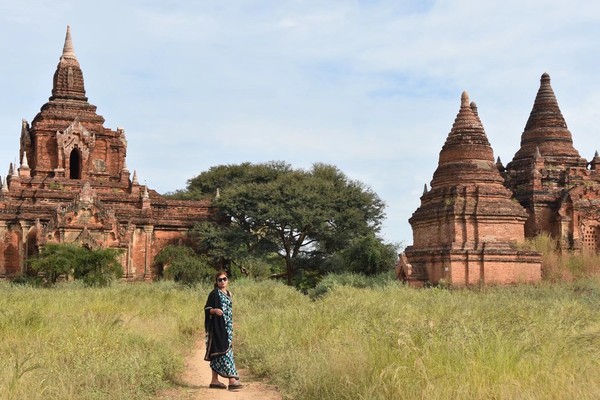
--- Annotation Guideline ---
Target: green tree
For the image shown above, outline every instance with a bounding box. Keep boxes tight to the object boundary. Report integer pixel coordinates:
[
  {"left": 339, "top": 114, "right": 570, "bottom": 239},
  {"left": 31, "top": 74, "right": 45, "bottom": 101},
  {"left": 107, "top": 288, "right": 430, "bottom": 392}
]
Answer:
[
  {"left": 29, "top": 243, "right": 123, "bottom": 287},
  {"left": 28, "top": 243, "right": 81, "bottom": 285},
  {"left": 177, "top": 162, "right": 387, "bottom": 285}
]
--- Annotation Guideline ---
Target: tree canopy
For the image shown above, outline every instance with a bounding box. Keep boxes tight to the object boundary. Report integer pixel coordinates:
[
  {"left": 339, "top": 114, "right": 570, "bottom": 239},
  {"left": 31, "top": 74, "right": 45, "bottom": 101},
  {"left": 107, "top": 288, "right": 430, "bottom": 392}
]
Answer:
[{"left": 175, "top": 161, "right": 393, "bottom": 285}]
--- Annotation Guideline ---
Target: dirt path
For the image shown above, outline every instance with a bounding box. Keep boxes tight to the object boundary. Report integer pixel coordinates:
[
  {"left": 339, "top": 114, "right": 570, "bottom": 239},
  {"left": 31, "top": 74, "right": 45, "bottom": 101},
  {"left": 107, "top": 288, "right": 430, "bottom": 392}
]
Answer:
[{"left": 157, "top": 338, "right": 282, "bottom": 400}]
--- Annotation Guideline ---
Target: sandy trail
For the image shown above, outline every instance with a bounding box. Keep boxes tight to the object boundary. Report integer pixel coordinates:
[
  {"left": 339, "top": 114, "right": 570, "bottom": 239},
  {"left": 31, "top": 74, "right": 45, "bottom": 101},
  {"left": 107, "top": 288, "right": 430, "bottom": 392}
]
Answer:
[{"left": 157, "top": 338, "right": 282, "bottom": 400}]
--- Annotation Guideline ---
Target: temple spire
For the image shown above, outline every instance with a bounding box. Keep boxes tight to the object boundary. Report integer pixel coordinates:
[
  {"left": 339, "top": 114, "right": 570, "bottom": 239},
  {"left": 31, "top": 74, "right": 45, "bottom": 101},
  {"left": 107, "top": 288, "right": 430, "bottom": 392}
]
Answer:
[
  {"left": 51, "top": 25, "right": 87, "bottom": 101},
  {"left": 61, "top": 25, "right": 77, "bottom": 60},
  {"left": 517, "top": 73, "right": 581, "bottom": 160},
  {"left": 430, "top": 91, "right": 500, "bottom": 188}
]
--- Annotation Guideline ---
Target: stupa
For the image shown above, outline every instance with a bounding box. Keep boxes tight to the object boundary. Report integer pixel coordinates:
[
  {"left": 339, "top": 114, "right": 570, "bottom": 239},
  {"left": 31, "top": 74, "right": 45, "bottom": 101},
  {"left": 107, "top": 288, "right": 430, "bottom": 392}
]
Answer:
[
  {"left": 403, "top": 92, "right": 541, "bottom": 286},
  {"left": 504, "top": 73, "right": 589, "bottom": 239}
]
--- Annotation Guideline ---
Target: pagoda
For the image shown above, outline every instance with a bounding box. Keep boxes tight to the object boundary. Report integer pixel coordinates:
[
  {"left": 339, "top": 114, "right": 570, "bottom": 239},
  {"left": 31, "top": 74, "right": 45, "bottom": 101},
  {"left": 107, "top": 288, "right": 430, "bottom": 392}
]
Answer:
[
  {"left": 0, "top": 27, "right": 216, "bottom": 280},
  {"left": 505, "top": 73, "right": 600, "bottom": 252},
  {"left": 403, "top": 92, "right": 541, "bottom": 286}
]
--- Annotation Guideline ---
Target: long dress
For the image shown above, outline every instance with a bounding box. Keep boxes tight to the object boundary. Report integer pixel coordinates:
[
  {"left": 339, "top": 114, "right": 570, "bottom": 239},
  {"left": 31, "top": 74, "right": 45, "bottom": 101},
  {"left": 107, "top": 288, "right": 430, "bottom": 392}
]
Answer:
[{"left": 205, "top": 289, "right": 239, "bottom": 378}]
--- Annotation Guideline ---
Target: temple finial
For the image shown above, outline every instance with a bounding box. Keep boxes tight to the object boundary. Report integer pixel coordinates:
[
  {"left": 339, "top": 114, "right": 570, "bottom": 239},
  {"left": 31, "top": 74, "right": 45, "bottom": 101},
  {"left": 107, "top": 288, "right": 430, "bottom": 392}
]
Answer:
[
  {"left": 470, "top": 101, "right": 478, "bottom": 116},
  {"left": 61, "top": 25, "right": 77, "bottom": 60},
  {"left": 21, "top": 151, "right": 29, "bottom": 168},
  {"left": 595, "top": 150, "right": 599, "bottom": 158},
  {"left": 132, "top": 170, "right": 138, "bottom": 185},
  {"left": 423, "top": 184, "right": 428, "bottom": 195},
  {"left": 541, "top": 72, "right": 550, "bottom": 82},
  {"left": 535, "top": 146, "right": 542, "bottom": 158},
  {"left": 461, "top": 91, "right": 470, "bottom": 108}
]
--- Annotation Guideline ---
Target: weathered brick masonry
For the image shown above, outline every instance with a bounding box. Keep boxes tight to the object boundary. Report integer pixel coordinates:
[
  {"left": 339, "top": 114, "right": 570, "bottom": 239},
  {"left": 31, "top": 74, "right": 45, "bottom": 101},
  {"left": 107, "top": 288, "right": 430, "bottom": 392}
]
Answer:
[
  {"left": 0, "top": 27, "right": 217, "bottom": 280},
  {"left": 403, "top": 92, "right": 541, "bottom": 286},
  {"left": 403, "top": 73, "right": 600, "bottom": 286}
]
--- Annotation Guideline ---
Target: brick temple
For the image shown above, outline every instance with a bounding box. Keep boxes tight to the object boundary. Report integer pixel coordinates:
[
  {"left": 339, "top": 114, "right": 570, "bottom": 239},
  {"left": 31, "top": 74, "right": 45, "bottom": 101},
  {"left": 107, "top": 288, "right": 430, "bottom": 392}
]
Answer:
[
  {"left": 0, "top": 27, "right": 216, "bottom": 280},
  {"left": 503, "top": 73, "right": 598, "bottom": 252},
  {"left": 402, "top": 92, "right": 542, "bottom": 286},
  {"left": 403, "top": 73, "right": 600, "bottom": 286}
]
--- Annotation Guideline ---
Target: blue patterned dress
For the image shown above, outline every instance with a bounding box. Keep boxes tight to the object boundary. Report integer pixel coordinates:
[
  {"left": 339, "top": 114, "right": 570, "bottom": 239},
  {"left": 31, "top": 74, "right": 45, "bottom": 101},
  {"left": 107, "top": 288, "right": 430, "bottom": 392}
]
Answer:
[{"left": 209, "top": 290, "right": 239, "bottom": 378}]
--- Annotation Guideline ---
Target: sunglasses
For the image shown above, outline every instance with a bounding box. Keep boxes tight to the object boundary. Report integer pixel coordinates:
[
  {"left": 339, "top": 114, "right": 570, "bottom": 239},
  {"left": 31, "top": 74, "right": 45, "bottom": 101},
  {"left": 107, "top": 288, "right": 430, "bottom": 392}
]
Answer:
[{"left": 217, "top": 277, "right": 228, "bottom": 283}]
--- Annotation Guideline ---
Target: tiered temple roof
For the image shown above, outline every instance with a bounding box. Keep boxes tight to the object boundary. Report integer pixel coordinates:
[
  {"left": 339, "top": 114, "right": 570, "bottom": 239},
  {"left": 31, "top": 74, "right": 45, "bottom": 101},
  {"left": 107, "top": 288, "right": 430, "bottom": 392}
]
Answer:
[
  {"left": 0, "top": 26, "right": 216, "bottom": 280},
  {"left": 404, "top": 92, "right": 541, "bottom": 286}
]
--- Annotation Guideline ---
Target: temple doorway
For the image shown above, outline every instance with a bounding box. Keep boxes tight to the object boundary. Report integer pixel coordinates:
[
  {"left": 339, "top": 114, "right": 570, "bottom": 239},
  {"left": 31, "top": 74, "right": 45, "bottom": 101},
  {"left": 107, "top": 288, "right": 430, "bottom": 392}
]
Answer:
[{"left": 69, "top": 149, "right": 81, "bottom": 179}]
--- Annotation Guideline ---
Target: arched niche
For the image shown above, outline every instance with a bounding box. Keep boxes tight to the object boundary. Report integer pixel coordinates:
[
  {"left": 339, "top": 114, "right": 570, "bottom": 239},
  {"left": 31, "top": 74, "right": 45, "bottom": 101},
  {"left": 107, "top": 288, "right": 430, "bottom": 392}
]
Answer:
[{"left": 70, "top": 148, "right": 82, "bottom": 179}]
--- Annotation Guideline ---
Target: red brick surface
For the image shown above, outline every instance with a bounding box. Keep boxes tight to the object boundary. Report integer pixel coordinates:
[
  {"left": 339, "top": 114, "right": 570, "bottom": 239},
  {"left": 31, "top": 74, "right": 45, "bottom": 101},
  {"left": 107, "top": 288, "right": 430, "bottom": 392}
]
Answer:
[
  {"left": 0, "top": 28, "right": 217, "bottom": 280},
  {"left": 405, "top": 91, "right": 542, "bottom": 286}
]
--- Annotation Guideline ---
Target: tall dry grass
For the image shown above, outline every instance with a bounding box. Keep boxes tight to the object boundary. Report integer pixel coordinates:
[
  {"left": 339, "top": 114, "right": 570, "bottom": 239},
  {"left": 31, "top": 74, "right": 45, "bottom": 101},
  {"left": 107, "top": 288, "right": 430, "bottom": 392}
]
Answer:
[
  {"left": 234, "top": 278, "right": 600, "bottom": 400},
  {"left": 4, "top": 273, "right": 600, "bottom": 399},
  {"left": 0, "top": 281, "right": 204, "bottom": 400},
  {"left": 525, "top": 233, "right": 600, "bottom": 281}
]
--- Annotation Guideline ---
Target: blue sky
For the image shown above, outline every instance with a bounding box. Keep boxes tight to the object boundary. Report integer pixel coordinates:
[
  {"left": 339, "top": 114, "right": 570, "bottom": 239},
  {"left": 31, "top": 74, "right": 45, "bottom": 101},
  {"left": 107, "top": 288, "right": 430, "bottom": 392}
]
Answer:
[{"left": 1, "top": 1, "right": 600, "bottom": 246}]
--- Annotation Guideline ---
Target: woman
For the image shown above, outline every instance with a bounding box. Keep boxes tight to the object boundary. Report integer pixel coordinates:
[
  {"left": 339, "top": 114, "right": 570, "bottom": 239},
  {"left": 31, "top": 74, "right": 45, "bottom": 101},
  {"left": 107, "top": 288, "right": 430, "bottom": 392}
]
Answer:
[{"left": 204, "top": 271, "right": 243, "bottom": 390}]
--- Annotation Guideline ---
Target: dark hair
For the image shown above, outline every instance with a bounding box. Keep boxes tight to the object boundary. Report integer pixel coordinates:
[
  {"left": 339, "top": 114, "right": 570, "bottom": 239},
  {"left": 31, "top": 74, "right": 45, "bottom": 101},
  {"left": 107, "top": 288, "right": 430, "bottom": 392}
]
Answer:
[{"left": 213, "top": 270, "right": 228, "bottom": 288}]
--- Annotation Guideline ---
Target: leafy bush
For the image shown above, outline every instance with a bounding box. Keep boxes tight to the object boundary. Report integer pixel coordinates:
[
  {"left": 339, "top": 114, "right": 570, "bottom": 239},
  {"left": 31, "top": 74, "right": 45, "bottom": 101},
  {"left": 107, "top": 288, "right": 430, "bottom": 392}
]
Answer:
[
  {"left": 28, "top": 243, "right": 123, "bottom": 287},
  {"left": 73, "top": 247, "right": 123, "bottom": 287},
  {"left": 326, "top": 234, "right": 399, "bottom": 275},
  {"left": 28, "top": 243, "right": 81, "bottom": 285},
  {"left": 155, "top": 245, "right": 214, "bottom": 286}
]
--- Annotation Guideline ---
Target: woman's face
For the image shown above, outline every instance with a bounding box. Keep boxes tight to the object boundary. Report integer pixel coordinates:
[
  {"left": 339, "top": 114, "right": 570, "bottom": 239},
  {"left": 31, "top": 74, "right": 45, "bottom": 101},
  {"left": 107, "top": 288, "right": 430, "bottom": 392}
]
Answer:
[{"left": 216, "top": 274, "right": 228, "bottom": 290}]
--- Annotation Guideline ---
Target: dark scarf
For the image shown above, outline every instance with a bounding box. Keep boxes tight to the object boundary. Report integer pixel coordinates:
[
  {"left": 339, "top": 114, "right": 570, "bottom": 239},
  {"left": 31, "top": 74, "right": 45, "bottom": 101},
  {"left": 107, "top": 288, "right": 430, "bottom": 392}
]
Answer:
[{"left": 204, "top": 288, "right": 231, "bottom": 361}]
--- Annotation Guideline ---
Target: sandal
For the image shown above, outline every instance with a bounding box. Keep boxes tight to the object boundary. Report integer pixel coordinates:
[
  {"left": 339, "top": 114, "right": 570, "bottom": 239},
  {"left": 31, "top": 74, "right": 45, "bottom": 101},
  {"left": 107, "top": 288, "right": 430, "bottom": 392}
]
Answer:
[
  {"left": 228, "top": 382, "right": 243, "bottom": 390},
  {"left": 209, "top": 382, "right": 227, "bottom": 389}
]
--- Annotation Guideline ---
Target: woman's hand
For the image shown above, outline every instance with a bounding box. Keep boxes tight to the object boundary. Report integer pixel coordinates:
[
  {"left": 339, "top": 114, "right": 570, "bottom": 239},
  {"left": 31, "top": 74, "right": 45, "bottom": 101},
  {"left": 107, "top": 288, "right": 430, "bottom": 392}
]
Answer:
[{"left": 211, "top": 308, "right": 224, "bottom": 316}]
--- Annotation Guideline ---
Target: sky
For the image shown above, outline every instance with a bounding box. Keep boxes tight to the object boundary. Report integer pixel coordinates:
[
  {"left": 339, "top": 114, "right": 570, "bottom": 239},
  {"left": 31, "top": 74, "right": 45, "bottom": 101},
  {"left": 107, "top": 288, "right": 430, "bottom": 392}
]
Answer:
[{"left": 1, "top": 1, "right": 600, "bottom": 246}]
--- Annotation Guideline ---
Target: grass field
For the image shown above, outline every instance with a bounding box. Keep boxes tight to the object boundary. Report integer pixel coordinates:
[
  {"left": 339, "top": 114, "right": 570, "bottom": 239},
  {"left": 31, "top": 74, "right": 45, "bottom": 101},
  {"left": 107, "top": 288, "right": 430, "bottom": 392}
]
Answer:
[
  {"left": 235, "top": 278, "right": 600, "bottom": 399},
  {"left": 2, "top": 277, "right": 600, "bottom": 399},
  {"left": 0, "top": 281, "right": 201, "bottom": 400}
]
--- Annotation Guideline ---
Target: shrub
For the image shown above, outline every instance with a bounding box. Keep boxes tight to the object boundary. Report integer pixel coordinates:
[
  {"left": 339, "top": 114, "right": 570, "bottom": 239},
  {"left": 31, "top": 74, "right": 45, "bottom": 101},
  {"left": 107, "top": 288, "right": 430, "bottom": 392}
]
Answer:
[
  {"left": 28, "top": 243, "right": 123, "bottom": 287},
  {"left": 155, "top": 245, "right": 214, "bottom": 286},
  {"left": 325, "top": 234, "right": 399, "bottom": 276},
  {"left": 28, "top": 243, "right": 83, "bottom": 285},
  {"left": 73, "top": 247, "right": 123, "bottom": 287}
]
